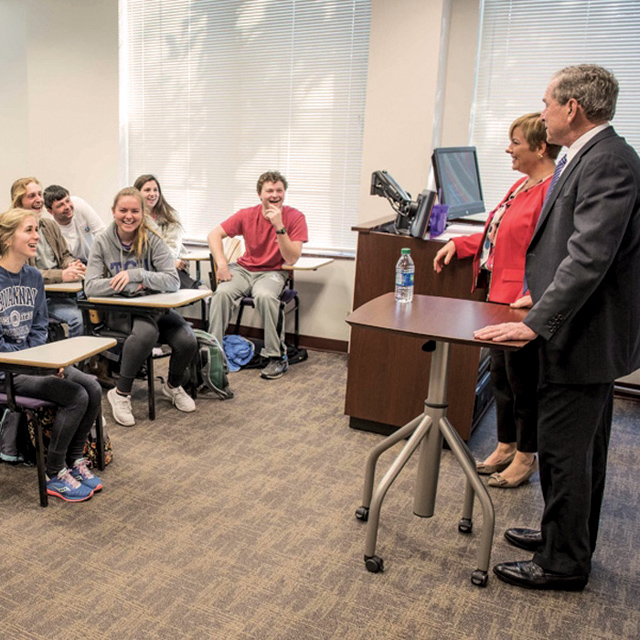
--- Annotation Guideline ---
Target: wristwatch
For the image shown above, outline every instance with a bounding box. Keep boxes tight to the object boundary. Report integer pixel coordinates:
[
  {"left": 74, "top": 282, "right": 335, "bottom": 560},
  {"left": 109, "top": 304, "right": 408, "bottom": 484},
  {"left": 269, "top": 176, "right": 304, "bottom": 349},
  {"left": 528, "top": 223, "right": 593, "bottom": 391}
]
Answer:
[{"left": 275, "top": 227, "right": 287, "bottom": 235}]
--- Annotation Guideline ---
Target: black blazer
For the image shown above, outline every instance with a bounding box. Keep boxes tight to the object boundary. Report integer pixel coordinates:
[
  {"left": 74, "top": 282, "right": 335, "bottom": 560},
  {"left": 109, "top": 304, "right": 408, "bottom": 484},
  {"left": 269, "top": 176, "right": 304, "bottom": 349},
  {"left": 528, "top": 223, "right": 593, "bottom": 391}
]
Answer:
[{"left": 524, "top": 127, "right": 640, "bottom": 384}]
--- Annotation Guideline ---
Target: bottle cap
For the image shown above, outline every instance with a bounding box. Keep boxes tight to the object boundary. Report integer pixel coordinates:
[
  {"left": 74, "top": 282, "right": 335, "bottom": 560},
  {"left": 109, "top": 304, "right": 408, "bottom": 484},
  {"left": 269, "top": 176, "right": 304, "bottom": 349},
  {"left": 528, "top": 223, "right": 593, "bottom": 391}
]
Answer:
[{"left": 401, "top": 248, "right": 411, "bottom": 255}]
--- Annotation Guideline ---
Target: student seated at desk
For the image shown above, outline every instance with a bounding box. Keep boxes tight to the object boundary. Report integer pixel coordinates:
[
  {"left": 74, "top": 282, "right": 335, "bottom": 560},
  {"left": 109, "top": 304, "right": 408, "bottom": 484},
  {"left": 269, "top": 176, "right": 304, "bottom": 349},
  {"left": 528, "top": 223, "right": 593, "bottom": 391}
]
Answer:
[
  {"left": 133, "top": 174, "right": 195, "bottom": 289},
  {"left": 43, "top": 184, "right": 105, "bottom": 264},
  {"left": 10, "top": 177, "right": 85, "bottom": 337},
  {"left": 207, "top": 170, "right": 308, "bottom": 380},
  {"left": 0, "top": 208, "right": 103, "bottom": 502},
  {"left": 85, "top": 187, "right": 197, "bottom": 426}
]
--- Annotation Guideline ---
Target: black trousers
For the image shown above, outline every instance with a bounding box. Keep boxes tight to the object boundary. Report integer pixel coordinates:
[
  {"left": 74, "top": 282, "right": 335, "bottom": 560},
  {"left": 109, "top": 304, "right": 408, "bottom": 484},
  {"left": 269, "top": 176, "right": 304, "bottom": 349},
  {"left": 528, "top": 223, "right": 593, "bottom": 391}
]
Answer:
[
  {"left": 490, "top": 342, "right": 539, "bottom": 453},
  {"left": 532, "top": 380, "right": 613, "bottom": 577}
]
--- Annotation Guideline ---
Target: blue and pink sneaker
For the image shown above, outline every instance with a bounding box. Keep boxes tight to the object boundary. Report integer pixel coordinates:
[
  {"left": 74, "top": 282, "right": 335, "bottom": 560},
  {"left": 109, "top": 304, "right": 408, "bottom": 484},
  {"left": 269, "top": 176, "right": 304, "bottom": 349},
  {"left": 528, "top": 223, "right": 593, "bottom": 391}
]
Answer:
[
  {"left": 46, "top": 467, "right": 93, "bottom": 502},
  {"left": 70, "top": 458, "right": 104, "bottom": 493}
]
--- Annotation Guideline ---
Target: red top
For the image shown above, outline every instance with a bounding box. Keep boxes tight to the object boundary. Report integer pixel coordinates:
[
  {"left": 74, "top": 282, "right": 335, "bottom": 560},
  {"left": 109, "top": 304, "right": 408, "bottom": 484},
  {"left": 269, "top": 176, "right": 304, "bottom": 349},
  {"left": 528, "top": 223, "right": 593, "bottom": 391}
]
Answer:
[
  {"left": 453, "top": 175, "right": 551, "bottom": 304},
  {"left": 222, "top": 204, "right": 309, "bottom": 271}
]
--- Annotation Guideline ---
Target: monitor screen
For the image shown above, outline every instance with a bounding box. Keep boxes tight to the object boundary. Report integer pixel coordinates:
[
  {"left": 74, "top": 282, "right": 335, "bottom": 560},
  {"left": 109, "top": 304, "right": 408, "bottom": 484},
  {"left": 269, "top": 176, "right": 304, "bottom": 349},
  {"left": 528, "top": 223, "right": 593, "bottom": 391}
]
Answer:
[{"left": 431, "top": 147, "right": 485, "bottom": 219}]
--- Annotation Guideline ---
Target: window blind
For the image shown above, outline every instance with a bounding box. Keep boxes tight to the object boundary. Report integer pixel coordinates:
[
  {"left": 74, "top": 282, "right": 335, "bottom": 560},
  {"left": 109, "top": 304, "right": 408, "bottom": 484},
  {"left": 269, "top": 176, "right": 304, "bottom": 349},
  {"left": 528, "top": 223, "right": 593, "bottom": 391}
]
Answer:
[
  {"left": 119, "top": 0, "right": 371, "bottom": 252},
  {"left": 471, "top": 0, "right": 640, "bottom": 211}
]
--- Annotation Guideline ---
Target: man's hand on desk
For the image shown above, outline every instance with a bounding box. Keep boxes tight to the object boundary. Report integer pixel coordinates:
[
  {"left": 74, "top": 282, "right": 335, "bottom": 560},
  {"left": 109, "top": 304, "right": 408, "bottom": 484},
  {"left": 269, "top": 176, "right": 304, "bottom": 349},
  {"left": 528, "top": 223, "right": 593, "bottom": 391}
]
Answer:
[
  {"left": 433, "top": 240, "right": 457, "bottom": 273},
  {"left": 62, "top": 261, "right": 86, "bottom": 282},
  {"left": 474, "top": 321, "right": 537, "bottom": 343}
]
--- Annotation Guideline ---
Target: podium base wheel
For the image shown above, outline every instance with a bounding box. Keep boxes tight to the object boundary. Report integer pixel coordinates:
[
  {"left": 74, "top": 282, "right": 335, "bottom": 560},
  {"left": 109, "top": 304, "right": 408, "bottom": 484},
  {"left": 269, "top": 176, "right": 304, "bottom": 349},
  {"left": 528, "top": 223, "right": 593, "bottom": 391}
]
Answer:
[
  {"left": 355, "top": 506, "right": 369, "bottom": 521},
  {"left": 458, "top": 517, "right": 473, "bottom": 534},
  {"left": 364, "top": 555, "right": 384, "bottom": 573},
  {"left": 471, "top": 570, "right": 488, "bottom": 587}
]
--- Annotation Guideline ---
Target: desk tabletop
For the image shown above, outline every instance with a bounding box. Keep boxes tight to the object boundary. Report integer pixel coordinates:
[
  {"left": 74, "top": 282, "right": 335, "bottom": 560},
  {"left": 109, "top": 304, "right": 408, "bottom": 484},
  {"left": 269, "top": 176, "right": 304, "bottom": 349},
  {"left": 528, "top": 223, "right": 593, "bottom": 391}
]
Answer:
[
  {"left": 346, "top": 293, "right": 528, "bottom": 349},
  {"left": 284, "top": 257, "right": 334, "bottom": 271},
  {"left": 85, "top": 288, "right": 212, "bottom": 309},
  {"left": 0, "top": 336, "right": 117, "bottom": 369},
  {"left": 184, "top": 252, "right": 333, "bottom": 271},
  {"left": 182, "top": 250, "right": 211, "bottom": 262},
  {"left": 45, "top": 281, "right": 84, "bottom": 293}
]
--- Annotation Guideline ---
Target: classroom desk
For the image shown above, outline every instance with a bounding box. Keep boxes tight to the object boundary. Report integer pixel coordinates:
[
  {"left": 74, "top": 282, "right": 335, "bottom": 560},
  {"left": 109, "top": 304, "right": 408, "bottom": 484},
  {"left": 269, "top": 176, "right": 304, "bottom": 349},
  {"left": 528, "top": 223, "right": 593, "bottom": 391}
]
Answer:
[
  {"left": 82, "top": 288, "right": 212, "bottom": 310},
  {"left": 346, "top": 293, "right": 526, "bottom": 587},
  {"left": 0, "top": 336, "right": 117, "bottom": 505},
  {"left": 190, "top": 250, "right": 334, "bottom": 337},
  {"left": 183, "top": 251, "right": 334, "bottom": 277},
  {"left": 284, "top": 256, "right": 334, "bottom": 271},
  {"left": 182, "top": 250, "right": 211, "bottom": 284},
  {"left": 44, "top": 281, "right": 84, "bottom": 295},
  {"left": 78, "top": 289, "right": 212, "bottom": 419}
]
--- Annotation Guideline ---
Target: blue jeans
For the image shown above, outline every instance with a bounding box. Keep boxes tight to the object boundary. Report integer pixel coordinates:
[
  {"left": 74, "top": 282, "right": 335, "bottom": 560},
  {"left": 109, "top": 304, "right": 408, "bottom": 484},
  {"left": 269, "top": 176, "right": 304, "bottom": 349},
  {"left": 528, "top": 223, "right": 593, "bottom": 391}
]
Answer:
[{"left": 47, "top": 298, "right": 84, "bottom": 338}]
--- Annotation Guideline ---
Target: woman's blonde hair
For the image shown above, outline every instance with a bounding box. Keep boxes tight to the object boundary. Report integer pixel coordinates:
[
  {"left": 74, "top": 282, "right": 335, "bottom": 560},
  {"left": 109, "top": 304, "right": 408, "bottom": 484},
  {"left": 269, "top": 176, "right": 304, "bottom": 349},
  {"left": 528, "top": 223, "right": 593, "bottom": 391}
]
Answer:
[
  {"left": 0, "top": 208, "right": 38, "bottom": 258},
  {"left": 112, "top": 187, "right": 161, "bottom": 257},
  {"left": 10, "top": 177, "right": 42, "bottom": 209}
]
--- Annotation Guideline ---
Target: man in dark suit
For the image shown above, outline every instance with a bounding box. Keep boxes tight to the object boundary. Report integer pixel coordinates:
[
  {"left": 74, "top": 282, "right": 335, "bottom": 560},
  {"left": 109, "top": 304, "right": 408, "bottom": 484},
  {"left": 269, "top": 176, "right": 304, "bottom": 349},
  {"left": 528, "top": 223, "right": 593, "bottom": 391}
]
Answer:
[{"left": 475, "top": 64, "right": 640, "bottom": 591}]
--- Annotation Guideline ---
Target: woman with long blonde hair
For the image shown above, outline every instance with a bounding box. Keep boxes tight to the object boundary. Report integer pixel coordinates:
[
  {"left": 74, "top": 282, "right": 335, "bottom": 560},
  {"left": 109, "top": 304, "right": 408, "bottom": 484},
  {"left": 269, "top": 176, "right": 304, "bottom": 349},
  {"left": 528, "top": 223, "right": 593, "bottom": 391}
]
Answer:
[
  {"left": 0, "top": 208, "right": 103, "bottom": 501},
  {"left": 85, "top": 188, "right": 197, "bottom": 426}
]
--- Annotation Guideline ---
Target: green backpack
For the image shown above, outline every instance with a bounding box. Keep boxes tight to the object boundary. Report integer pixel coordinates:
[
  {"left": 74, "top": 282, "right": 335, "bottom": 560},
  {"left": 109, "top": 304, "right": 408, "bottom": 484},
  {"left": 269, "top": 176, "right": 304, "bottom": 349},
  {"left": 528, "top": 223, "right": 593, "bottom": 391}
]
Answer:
[{"left": 192, "top": 329, "right": 234, "bottom": 400}]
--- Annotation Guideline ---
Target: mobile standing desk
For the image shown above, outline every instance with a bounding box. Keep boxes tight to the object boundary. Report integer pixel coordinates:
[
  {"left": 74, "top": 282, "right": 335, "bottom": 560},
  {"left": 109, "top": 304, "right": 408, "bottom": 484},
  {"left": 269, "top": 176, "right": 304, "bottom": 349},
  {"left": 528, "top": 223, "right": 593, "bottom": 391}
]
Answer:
[{"left": 346, "top": 293, "right": 527, "bottom": 586}]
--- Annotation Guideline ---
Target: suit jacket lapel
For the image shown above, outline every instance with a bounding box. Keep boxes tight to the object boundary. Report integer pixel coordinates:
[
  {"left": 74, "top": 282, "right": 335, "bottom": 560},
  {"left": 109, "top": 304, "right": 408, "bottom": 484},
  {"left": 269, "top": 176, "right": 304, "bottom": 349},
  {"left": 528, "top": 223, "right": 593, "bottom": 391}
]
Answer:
[{"left": 531, "top": 126, "right": 618, "bottom": 240}]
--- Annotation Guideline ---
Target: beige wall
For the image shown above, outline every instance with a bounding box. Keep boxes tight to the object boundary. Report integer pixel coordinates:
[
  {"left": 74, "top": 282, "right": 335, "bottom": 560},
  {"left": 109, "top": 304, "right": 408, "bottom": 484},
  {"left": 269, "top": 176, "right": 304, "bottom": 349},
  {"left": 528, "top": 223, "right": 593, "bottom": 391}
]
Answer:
[
  {"left": 358, "top": 0, "right": 449, "bottom": 223},
  {"left": 0, "top": 0, "right": 481, "bottom": 344},
  {"left": 0, "top": 0, "right": 119, "bottom": 216}
]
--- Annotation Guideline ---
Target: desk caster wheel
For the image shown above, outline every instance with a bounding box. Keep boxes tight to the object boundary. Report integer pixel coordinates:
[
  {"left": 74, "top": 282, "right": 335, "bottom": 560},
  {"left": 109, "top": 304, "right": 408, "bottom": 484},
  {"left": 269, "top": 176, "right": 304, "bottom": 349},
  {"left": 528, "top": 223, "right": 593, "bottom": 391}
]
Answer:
[
  {"left": 471, "top": 570, "right": 488, "bottom": 587},
  {"left": 364, "top": 555, "right": 384, "bottom": 573},
  {"left": 355, "top": 506, "right": 369, "bottom": 521},
  {"left": 458, "top": 518, "right": 473, "bottom": 534}
]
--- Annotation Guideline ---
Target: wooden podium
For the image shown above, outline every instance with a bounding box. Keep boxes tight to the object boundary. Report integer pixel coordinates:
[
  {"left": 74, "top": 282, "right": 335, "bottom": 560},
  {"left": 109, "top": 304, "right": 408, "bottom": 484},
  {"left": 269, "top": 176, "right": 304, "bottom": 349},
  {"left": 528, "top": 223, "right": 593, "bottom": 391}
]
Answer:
[{"left": 345, "top": 216, "right": 486, "bottom": 440}]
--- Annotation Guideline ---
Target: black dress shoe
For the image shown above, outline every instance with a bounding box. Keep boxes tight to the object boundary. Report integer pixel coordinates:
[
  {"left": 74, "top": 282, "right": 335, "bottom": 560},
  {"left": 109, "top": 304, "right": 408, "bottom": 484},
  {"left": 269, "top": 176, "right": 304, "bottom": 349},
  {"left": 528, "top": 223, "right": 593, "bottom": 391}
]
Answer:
[
  {"left": 504, "top": 527, "right": 543, "bottom": 552},
  {"left": 493, "top": 560, "right": 588, "bottom": 591}
]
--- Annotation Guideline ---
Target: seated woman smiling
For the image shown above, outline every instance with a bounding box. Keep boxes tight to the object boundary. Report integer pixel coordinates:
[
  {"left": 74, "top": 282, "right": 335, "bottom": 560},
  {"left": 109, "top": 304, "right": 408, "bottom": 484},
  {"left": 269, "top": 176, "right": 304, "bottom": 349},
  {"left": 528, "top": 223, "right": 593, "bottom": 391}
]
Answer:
[
  {"left": 85, "top": 187, "right": 197, "bottom": 427},
  {"left": 0, "top": 208, "right": 103, "bottom": 502}
]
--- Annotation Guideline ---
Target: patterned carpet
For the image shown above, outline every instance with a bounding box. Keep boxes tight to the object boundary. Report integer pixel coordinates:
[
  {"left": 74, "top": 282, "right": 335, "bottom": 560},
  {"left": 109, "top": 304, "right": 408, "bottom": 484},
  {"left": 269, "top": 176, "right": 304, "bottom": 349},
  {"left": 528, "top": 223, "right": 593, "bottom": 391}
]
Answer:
[{"left": 0, "top": 351, "right": 638, "bottom": 639}]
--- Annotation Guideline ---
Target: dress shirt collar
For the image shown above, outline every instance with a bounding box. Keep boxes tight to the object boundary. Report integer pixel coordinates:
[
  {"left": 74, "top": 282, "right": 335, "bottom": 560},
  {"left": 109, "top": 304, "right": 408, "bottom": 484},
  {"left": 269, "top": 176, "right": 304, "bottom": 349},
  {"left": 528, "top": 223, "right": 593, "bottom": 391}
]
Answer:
[{"left": 564, "top": 123, "right": 611, "bottom": 167}]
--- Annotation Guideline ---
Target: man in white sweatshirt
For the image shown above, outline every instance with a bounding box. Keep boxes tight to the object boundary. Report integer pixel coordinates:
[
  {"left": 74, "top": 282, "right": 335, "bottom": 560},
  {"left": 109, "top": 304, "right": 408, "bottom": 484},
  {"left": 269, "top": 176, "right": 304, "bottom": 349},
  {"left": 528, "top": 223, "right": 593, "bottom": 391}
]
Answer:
[{"left": 44, "top": 185, "right": 105, "bottom": 263}]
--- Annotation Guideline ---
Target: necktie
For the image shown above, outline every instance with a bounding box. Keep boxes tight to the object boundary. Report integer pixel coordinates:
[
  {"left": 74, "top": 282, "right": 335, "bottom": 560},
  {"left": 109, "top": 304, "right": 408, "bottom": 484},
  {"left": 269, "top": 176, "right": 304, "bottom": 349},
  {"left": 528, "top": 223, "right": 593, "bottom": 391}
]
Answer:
[{"left": 544, "top": 154, "right": 567, "bottom": 204}]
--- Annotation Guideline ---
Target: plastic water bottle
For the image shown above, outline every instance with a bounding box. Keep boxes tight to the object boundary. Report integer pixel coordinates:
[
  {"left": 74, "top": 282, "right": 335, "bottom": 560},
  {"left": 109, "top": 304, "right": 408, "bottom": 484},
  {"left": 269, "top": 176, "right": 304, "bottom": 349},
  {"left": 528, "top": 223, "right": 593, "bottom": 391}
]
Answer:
[{"left": 395, "top": 248, "right": 414, "bottom": 303}]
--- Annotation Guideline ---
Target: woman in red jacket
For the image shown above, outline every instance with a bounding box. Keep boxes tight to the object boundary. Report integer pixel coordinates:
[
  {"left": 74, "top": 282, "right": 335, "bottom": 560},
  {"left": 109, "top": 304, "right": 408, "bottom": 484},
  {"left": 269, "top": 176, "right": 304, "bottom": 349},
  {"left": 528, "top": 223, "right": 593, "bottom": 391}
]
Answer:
[{"left": 434, "top": 113, "right": 561, "bottom": 488}]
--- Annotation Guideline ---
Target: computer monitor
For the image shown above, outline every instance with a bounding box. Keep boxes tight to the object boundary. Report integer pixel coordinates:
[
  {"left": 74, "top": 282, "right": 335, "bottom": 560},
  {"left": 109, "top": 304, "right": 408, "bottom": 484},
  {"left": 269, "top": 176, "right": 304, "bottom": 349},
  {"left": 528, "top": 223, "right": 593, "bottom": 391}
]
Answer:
[{"left": 431, "top": 146, "right": 485, "bottom": 219}]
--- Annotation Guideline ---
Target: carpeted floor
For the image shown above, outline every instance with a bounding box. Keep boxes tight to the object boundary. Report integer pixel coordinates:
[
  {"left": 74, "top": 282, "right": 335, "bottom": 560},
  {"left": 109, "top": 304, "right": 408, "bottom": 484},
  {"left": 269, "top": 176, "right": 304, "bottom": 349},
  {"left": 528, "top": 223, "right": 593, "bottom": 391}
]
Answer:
[{"left": 0, "top": 351, "right": 638, "bottom": 639}]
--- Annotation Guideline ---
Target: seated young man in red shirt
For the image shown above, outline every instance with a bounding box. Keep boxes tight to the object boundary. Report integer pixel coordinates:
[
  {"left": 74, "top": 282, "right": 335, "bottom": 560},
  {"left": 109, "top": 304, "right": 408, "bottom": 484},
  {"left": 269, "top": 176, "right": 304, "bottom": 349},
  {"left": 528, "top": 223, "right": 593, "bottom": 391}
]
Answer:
[{"left": 207, "top": 171, "right": 308, "bottom": 379}]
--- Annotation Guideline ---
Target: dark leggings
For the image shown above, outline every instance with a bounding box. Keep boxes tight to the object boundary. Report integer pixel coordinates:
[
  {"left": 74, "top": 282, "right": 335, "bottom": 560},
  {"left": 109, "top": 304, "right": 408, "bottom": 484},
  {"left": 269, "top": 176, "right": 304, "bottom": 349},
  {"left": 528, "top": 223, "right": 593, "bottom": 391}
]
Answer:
[
  {"left": 116, "top": 310, "right": 197, "bottom": 395},
  {"left": 9, "top": 367, "right": 102, "bottom": 477},
  {"left": 490, "top": 341, "right": 539, "bottom": 453}
]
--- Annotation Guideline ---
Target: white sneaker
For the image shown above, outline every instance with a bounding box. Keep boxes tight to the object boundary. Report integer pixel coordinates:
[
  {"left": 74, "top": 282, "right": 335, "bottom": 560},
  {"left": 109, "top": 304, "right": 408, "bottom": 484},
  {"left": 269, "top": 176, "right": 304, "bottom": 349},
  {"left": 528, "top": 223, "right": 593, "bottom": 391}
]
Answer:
[
  {"left": 162, "top": 383, "right": 196, "bottom": 413},
  {"left": 107, "top": 388, "right": 135, "bottom": 426}
]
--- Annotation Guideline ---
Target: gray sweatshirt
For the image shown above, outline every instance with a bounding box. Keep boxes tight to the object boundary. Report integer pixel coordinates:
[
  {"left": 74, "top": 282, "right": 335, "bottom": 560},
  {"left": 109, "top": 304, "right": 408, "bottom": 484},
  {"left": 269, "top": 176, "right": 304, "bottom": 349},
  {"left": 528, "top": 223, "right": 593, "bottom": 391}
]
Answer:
[{"left": 85, "top": 222, "right": 180, "bottom": 298}]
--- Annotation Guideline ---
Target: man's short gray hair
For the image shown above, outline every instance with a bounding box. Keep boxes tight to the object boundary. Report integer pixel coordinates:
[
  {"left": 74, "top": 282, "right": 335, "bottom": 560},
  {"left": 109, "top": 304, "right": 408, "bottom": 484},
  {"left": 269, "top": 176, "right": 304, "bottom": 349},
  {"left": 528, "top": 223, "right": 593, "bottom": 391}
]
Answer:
[{"left": 552, "top": 65, "right": 619, "bottom": 123}]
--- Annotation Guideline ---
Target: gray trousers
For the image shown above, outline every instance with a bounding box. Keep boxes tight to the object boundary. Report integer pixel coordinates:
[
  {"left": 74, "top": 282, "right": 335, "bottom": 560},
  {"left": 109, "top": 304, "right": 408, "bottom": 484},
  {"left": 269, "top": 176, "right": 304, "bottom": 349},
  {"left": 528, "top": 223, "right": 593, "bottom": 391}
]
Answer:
[{"left": 208, "top": 264, "right": 288, "bottom": 358}]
